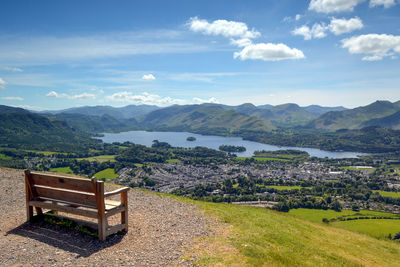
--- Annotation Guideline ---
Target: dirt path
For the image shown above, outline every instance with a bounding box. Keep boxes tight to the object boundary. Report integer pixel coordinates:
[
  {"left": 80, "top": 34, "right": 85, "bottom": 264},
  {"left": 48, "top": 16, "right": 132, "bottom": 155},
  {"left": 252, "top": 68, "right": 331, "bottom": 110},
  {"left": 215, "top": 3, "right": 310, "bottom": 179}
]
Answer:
[{"left": 0, "top": 168, "right": 209, "bottom": 266}]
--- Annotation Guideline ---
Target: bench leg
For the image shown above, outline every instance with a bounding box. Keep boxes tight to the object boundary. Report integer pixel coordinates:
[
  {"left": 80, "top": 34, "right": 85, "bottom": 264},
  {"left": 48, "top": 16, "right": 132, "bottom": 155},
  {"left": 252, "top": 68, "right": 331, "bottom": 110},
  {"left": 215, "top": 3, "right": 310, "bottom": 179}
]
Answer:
[
  {"left": 26, "top": 205, "right": 34, "bottom": 222},
  {"left": 35, "top": 207, "right": 43, "bottom": 216},
  {"left": 98, "top": 214, "right": 107, "bottom": 241},
  {"left": 121, "top": 191, "right": 128, "bottom": 232}
]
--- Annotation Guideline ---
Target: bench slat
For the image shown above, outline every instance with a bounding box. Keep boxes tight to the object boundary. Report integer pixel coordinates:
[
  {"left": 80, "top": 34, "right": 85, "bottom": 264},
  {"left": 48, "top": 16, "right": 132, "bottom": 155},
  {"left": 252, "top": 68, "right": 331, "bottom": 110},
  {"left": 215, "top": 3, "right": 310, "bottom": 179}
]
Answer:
[
  {"left": 29, "top": 200, "right": 98, "bottom": 218},
  {"left": 30, "top": 172, "right": 94, "bottom": 193},
  {"left": 34, "top": 185, "right": 97, "bottom": 208}
]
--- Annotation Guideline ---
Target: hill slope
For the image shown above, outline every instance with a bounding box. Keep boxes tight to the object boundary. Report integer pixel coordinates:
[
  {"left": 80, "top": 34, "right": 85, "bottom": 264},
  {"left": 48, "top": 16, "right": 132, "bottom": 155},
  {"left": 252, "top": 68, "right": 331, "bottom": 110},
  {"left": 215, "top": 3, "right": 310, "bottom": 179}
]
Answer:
[
  {"left": 193, "top": 200, "right": 400, "bottom": 266},
  {"left": 44, "top": 104, "right": 159, "bottom": 120},
  {"left": 140, "top": 104, "right": 274, "bottom": 135},
  {"left": 308, "top": 100, "right": 400, "bottom": 130},
  {"left": 0, "top": 105, "right": 98, "bottom": 152},
  {"left": 361, "top": 110, "right": 400, "bottom": 130}
]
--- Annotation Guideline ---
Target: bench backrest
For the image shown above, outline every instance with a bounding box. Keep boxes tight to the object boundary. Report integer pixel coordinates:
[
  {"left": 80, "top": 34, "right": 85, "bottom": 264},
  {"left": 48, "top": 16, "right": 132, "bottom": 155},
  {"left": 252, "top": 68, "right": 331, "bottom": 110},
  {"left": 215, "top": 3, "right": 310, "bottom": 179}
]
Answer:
[{"left": 25, "top": 170, "right": 104, "bottom": 209}]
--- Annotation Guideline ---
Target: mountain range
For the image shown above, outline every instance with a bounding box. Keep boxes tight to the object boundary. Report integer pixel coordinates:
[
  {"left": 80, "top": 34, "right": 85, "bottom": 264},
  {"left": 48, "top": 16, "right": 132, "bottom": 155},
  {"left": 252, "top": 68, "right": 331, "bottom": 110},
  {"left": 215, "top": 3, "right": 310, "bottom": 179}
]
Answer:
[{"left": 2, "top": 99, "right": 400, "bottom": 153}]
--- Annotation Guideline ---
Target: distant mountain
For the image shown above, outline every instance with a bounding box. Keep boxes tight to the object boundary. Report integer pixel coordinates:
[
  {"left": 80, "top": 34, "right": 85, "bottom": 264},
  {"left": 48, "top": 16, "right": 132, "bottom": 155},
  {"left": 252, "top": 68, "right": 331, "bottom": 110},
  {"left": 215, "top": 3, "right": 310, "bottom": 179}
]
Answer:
[
  {"left": 44, "top": 113, "right": 136, "bottom": 133},
  {"left": 308, "top": 100, "right": 400, "bottom": 130},
  {"left": 0, "top": 105, "right": 98, "bottom": 152},
  {"left": 140, "top": 104, "right": 274, "bottom": 135},
  {"left": 43, "top": 104, "right": 159, "bottom": 120},
  {"left": 361, "top": 110, "right": 400, "bottom": 130},
  {"left": 303, "top": 105, "right": 347, "bottom": 116},
  {"left": 226, "top": 103, "right": 317, "bottom": 127}
]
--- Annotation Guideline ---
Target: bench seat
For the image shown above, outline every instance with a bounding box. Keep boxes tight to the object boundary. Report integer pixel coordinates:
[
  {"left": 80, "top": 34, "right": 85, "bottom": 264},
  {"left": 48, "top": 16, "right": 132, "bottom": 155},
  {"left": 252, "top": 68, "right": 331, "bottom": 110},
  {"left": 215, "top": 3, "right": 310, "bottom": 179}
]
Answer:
[{"left": 24, "top": 170, "right": 129, "bottom": 240}]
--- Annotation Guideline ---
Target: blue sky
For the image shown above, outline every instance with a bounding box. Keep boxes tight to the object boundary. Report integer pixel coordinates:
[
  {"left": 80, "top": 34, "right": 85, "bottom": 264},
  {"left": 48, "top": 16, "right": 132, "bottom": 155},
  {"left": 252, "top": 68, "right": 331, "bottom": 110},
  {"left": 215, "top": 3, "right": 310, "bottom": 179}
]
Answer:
[{"left": 0, "top": 0, "right": 399, "bottom": 110}]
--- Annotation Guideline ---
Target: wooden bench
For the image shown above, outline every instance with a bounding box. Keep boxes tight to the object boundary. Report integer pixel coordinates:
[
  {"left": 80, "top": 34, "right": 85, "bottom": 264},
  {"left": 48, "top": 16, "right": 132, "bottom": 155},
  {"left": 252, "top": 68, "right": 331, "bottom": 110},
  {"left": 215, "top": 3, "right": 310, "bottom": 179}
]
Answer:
[{"left": 24, "top": 170, "right": 129, "bottom": 241}]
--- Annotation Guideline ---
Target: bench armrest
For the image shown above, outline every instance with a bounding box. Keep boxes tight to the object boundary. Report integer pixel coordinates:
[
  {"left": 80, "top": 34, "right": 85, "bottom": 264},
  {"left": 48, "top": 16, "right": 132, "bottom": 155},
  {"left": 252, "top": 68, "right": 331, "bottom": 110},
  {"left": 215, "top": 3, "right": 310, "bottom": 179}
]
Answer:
[{"left": 104, "top": 187, "right": 130, "bottom": 197}]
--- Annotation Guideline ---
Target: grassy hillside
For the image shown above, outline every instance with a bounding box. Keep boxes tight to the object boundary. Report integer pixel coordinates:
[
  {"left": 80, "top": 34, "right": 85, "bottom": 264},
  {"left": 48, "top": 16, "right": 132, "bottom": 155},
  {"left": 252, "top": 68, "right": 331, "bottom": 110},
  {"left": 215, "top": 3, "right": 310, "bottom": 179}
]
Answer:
[
  {"left": 362, "top": 110, "right": 400, "bottom": 130},
  {"left": 45, "top": 113, "right": 132, "bottom": 133},
  {"left": 187, "top": 200, "right": 400, "bottom": 266},
  {"left": 0, "top": 105, "right": 99, "bottom": 152},
  {"left": 140, "top": 104, "right": 274, "bottom": 134},
  {"left": 308, "top": 100, "right": 400, "bottom": 130}
]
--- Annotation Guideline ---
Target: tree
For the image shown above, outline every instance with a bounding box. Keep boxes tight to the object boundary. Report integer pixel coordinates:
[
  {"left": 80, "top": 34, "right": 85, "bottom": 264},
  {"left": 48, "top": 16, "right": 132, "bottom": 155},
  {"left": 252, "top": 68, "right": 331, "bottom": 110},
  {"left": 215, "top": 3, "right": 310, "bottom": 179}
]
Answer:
[{"left": 331, "top": 200, "right": 342, "bottom": 212}]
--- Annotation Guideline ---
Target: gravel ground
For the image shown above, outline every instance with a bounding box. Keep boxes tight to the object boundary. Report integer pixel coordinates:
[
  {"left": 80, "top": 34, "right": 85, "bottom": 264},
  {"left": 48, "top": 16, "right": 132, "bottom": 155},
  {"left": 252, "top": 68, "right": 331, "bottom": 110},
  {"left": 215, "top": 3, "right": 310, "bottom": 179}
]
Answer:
[{"left": 0, "top": 168, "right": 209, "bottom": 266}]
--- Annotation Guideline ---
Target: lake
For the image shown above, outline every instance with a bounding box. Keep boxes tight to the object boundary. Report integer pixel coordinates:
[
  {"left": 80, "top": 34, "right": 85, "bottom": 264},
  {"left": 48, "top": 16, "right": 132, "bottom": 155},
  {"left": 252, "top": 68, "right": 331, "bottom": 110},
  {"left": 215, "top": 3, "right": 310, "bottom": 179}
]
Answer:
[{"left": 98, "top": 130, "right": 366, "bottom": 159}]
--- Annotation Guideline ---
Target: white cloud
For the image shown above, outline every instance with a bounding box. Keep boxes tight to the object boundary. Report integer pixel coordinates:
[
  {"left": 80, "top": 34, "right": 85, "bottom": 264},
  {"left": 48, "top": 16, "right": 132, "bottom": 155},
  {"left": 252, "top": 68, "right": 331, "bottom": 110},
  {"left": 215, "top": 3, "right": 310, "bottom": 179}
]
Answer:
[
  {"left": 1, "top": 96, "right": 23, "bottom": 101},
  {"left": 189, "top": 17, "right": 305, "bottom": 62},
  {"left": 187, "top": 17, "right": 260, "bottom": 39},
  {"left": 309, "top": 0, "right": 366, "bottom": 13},
  {"left": 341, "top": 34, "right": 400, "bottom": 60},
  {"left": 292, "top": 23, "right": 328, "bottom": 40},
  {"left": 230, "top": 38, "right": 253, "bottom": 47},
  {"left": 1, "top": 66, "right": 23, "bottom": 72},
  {"left": 192, "top": 97, "right": 219, "bottom": 104},
  {"left": 233, "top": 43, "right": 305, "bottom": 61},
  {"left": 370, "top": 0, "right": 396, "bottom": 8},
  {"left": 106, "top": 92, "right": 185, "bottom": 106},
  {"left": 0, "top": 31, "right": 210, "bottom": 65},
  {"left": 293, "top": 17, "right": 363, "bottom": 40},
  {"left": 362, "top": 55, "right": 384, "bottom": 61},
  {"left": 0, "top": 77, "right": 6, "bottom": 89},
  {"left": 329, "top": 17, "right": 364, "bottom": 35},
  {"left": 46, "top": 90, "right": 96, "bottom": 100},
  {"left": 295, "top": 14, "right": 302, "bottom": 21},
  {"left": 142, "top": 74, "right": 156, "bottom": 80},
  {"left": 70, "top": 93, "right": 96, "bottom": 100},
  {"left": 46, "top": 91, "right": 64, "bottom": 98}
]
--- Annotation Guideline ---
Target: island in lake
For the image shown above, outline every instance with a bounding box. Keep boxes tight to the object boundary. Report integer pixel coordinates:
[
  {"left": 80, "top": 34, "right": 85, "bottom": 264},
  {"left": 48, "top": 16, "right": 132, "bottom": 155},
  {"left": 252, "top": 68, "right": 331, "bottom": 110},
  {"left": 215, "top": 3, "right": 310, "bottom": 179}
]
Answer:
[
  {"left": 219, "top": 145, "right": 246, "bottom": 153},
  {"left": 186, "top": 136, "right": 196, "bottom": 141}
]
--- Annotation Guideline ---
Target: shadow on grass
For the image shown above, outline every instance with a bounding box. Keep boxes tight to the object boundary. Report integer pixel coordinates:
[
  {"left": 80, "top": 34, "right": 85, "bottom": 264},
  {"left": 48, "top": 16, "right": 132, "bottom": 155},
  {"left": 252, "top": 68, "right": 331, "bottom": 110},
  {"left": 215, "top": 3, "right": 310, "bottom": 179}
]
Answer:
[{"left": 5, "top": 215, "right": 125, "bottom": 258}]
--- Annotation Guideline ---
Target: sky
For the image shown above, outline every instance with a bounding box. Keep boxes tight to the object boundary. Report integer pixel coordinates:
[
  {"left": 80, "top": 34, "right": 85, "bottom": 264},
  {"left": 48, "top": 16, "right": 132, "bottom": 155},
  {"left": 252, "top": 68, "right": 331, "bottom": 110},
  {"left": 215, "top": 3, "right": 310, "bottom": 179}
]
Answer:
[{"left": 0, "top": 0, "right": 399, "bottom": 110}]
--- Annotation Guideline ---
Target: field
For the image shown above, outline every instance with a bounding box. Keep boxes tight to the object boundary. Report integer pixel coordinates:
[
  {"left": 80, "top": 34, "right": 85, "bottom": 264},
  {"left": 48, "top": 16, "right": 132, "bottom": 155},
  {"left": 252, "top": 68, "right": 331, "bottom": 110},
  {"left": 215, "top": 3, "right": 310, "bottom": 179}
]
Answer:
[
  {"left": 373, "top": 190, "right": 400, "bottom": 198},
  {"left": 268, "top": 185, "right": 311, "bottom": 190},
  {"left": 93, "top": 168, "right": 118, "bottom": 180},
  {"left": 186, "top": 200, "right": 400, "bottom": 266},
  {"left": 79, "top": 155, "right": 116, "bottom": 162},
  {"left": 0, "top": 153, "right": 12, "bottom": 160},
  {"left": 25, "top": 150, "right": 69, "bottom": 156},
  {"left": 49, "top": 167, "right": 74, "bottom": 174},
  {"left": 341, "top": 166, "right": 376, "bottom": 172},
  {"left": 166, "top": 159, "right": 181, "bottom": 163},
  {"left": 289, "top": 208, "right": 400, "bottom": 239}
]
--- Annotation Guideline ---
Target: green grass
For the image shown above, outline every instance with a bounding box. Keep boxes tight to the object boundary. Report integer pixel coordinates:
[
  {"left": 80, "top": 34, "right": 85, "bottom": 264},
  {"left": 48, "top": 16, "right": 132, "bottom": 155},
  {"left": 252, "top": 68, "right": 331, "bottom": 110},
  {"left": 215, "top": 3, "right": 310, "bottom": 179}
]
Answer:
[
  {"left": 25, "top": 150, "right": 69, "bottom": 156},
  {"left": 166, "top": 158, "right": 181, "bottom": 163},
  {"left": 189, "top": 201, "right": 400, "bottom": 266},
  {"left": 94, "top": 168, "right": 118, "bottom": 180},
  {"left": 0, "top": 153, "right": 12, "bottom": 160},
  {"left": 289, "top": 208, "right": 400, "bottom": 239},
  {"left": 335, "top": 219, "right": 400, "bottom": 239},
  {"left": 79, "top": 155, "right": 116, "bottom": 162},
  {"left": 341, "top": 166, "right": 376, "bottom": 171},
  {"left": 268, "top": 185, "right": 311, "bottom": 191},
  {"left": 373, "top": 190, "right": 400, "bottom": 198},
  {"left": 49, "top": 167, "right": 74, "bottom": 174}
]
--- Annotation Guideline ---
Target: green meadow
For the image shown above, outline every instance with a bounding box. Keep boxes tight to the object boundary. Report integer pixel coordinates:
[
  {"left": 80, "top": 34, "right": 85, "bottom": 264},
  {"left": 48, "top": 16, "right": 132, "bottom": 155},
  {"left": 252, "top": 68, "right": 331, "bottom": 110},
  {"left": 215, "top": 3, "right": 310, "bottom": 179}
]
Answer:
[
  {"left": 373, "top": 190, "right": 400, "bottom": 198},
  {"left": 186, "top": 200, "right": 400, "bottom": 266},
  {"left": 93, "top": 168, "right": 118, "bottom": 180},
  {"left": 79, "top": 155, "right": 116, "bottom": 162},
  {"left": 268, "top": 185, "right": 311, "bottom": 190},
  {"left": 49, "top": 167, "right": 74, "bottom": 174},
  {"left": 289, "top": 208, "right": 400, "bottom": 239},
  {"left": 0, "top": 153, "right": 12, "bottom": 160}
]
